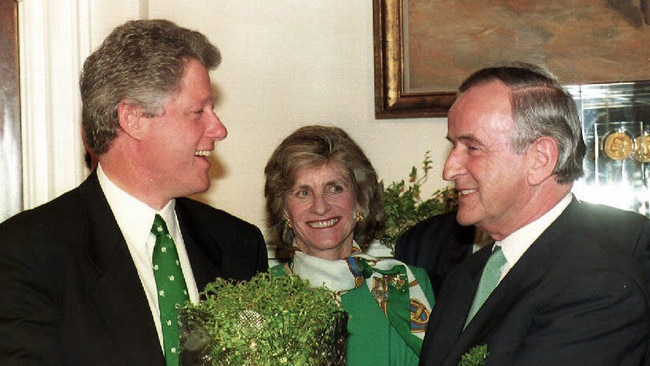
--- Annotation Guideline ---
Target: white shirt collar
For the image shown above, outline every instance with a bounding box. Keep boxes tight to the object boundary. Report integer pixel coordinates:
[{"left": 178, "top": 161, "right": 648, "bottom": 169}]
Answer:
[
  {"left": 96, "top": 164, "right": 199, "bottom": 350},
  {"left": 496, "top": 193, "right": 572, "bottom": 277},
  {"left": 97, "top": 164, "right": 176, "bottom": 252}
]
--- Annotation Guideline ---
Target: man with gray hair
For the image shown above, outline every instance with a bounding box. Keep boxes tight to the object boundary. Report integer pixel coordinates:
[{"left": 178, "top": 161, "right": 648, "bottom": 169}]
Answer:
[
  {"left": 419, "top": 64, "right": 650, "bottom": 366},
  {"left": 0, "top": 19, "right": 268, "bottom": 365}
]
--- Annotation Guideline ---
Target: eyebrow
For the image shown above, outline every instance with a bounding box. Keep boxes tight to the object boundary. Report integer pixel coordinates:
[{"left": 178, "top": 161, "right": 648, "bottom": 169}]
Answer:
[
  {"left": 291, "top": 179, "right": 349, "bottom": 191},
  {"left": 331, "top": 180, "right": 352, "bottom": 187},
  {"left": 447, "top": 134, "right": 485, "bottom": 147}
]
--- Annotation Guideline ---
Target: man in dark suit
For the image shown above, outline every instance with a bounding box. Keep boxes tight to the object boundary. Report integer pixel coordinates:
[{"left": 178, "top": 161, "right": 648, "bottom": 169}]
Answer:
[
  {"left": 419, "top": 64, "right": 650, "bottom": 366},
  {"left": 0, "top": 20, "right": 268, "bottom": 366},
  {"left": 394, "top": 211, "right": 481, "bottom": 296}
]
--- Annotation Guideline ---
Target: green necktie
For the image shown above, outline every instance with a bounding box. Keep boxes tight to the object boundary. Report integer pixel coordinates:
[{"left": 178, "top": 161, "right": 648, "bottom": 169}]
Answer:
[
  {"left": 152, "top": 214, "right": 189, "bottom": 366},
  {"left": 464, "top": 246, "right": 506, "bottom": 328}
]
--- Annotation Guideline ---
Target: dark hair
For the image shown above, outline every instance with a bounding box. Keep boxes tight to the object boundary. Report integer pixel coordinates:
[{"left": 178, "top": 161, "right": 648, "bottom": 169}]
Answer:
[
  {"left": 80, "top": 19, "right": 221, "bottom": 155},
  {"left": 264, "top": 125, "right": 385, "bottom": 259},
  {"left": 459, "top": 63, "right": 585, "bottom": 184}
]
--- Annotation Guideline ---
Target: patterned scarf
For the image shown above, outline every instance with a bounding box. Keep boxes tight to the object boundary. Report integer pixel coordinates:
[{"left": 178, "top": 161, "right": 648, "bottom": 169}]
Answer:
[{"left": 289, "top": 244, "right": 432, "bottom": 351}]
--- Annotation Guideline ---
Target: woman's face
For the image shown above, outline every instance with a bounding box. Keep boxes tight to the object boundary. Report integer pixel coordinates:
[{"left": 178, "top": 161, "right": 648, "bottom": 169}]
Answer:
[{"left": 285, "top": 161, "right": 358, "bottom": 260}]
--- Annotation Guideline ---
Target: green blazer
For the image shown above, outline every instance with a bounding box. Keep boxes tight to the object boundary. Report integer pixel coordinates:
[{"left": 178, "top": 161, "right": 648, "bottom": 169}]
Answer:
[{"left": 271, "top": 263, "right": 434, "bottom": 366}]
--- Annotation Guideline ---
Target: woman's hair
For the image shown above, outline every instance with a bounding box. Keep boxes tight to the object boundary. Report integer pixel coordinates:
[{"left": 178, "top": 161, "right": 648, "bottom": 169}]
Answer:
[
  {"left": 458, "top": 63, "right": 586, "bottom": 184},
  {"left": 264, "top": 125, "right": 385, "bottom": 259},
  {"left": 80, "top": 19, "right": 221, "bottom": 156}
]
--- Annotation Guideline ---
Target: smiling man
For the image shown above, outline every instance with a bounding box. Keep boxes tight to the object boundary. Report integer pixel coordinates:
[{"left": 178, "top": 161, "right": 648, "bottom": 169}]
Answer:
[
  {"left": 419, "top": 64, "right": 650, "bottom": 366},
  {"left": 0, "top": 20, "right": 268, "bottom": 366}
]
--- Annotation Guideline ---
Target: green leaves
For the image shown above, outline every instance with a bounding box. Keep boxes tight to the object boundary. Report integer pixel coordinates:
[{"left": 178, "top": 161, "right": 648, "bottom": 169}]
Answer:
[
  {"left": 178, "top": 273, "right": 347, "bottom": 365},
  {"left": 377, "top": 151, "right": 457, "bottom": 251},
  {"left": 458, "top": 344, "right": 489, "bottom": 366}
]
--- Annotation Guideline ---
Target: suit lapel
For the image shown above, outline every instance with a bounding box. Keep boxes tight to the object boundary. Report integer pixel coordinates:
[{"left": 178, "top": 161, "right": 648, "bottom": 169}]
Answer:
[
  {"left": 439, "top": 200, "right": 579, "bottom": 365},
  {"left": 175, "top": 199, "right": 222, "bottom": 291},
  {"left": 421, "top": 246, "right": 491, "bottom": 366},
  {"left": 449, "top": 246, "right": 490, "bottom": 332},
  {"left": 80, "top": 173, "right": 165, "bottom": 365},
  {"left": 466, "top": 201, "right": 574, "bottom": 336}
]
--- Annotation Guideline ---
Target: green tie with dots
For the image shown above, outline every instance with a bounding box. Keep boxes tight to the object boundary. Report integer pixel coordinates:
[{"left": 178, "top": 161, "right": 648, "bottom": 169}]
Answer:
[{"left": 151, "top": 214, "right": 189, "bottom": 366}]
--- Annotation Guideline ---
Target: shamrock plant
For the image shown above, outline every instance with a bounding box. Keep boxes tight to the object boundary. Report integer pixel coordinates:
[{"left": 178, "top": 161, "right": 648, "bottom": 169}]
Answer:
[{"left": 377, "top": 151, "right": 458, "bottom": 251}]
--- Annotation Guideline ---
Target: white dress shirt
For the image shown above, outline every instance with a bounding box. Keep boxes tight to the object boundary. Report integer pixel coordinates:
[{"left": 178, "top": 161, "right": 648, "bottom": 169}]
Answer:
[
  {"left": 96, "top": 164, "right": 200, "bottom": 350},
  {"left": 496, "top": 193, "right": 573, "bottom": 283}
]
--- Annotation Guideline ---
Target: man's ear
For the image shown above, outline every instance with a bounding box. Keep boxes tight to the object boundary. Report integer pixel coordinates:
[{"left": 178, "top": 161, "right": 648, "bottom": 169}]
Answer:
[
  {"left": 116, "top": 101, "right": 146, "bottom": 140},
  {"left": 527, "top": 136, "right": 559, "bottom": 186}
]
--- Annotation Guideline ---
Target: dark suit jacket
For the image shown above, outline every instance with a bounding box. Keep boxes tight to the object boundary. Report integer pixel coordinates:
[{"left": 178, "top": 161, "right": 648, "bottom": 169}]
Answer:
[
  {"left": 419, "top": 198, "right": 650, "bottom": 366},
  {"left": 394, "top": 211, "right": 476, "bottom": 296},
  {"left": 0, "top": 172, "right": 268, "bottom": 365}
]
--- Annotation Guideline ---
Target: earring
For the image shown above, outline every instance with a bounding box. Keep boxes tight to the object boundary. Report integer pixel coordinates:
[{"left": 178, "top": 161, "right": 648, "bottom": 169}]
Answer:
[
  {"left": 283, "top": 216, "right": 293, "bottom": 230},
  {"left": 354, "top": 210, "right": 364, "bottom": 223}
]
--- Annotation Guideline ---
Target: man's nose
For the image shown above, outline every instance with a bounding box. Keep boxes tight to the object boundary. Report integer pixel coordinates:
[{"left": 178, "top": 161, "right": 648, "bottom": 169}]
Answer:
[
  {"left": 207, "top": 110, "right": 228, "bottom": 141},
  {"left": 442, "top": 148, "right": 463, "bottom": 181}
]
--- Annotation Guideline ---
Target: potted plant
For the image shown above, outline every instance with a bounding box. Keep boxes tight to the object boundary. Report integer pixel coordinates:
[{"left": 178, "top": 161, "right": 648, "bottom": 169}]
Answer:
[{"left": 178, "top": 273, "right": 347, "bottom": 366}]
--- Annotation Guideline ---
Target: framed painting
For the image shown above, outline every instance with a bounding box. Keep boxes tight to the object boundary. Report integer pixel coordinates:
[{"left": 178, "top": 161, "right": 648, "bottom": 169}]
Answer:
[{"left": 373, "top": 0, "right": 650, "bottom": 119}]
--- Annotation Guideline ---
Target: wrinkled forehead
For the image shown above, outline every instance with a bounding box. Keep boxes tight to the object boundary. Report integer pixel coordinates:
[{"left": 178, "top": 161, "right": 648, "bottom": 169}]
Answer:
[
  {"left": 450, "top": 82, "right": 513, "bottom": 128},
  {"left": 290, "top": 161, "right": 351, "bottom": 184}
]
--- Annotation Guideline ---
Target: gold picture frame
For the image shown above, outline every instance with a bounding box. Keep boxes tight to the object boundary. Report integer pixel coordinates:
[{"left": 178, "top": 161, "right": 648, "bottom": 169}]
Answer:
[
  {"left": 373, "top": 0, "right": 455, "bottom": 119},
  {"left": 374, "top": 0, "right": 650, "bottom": 119}
]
